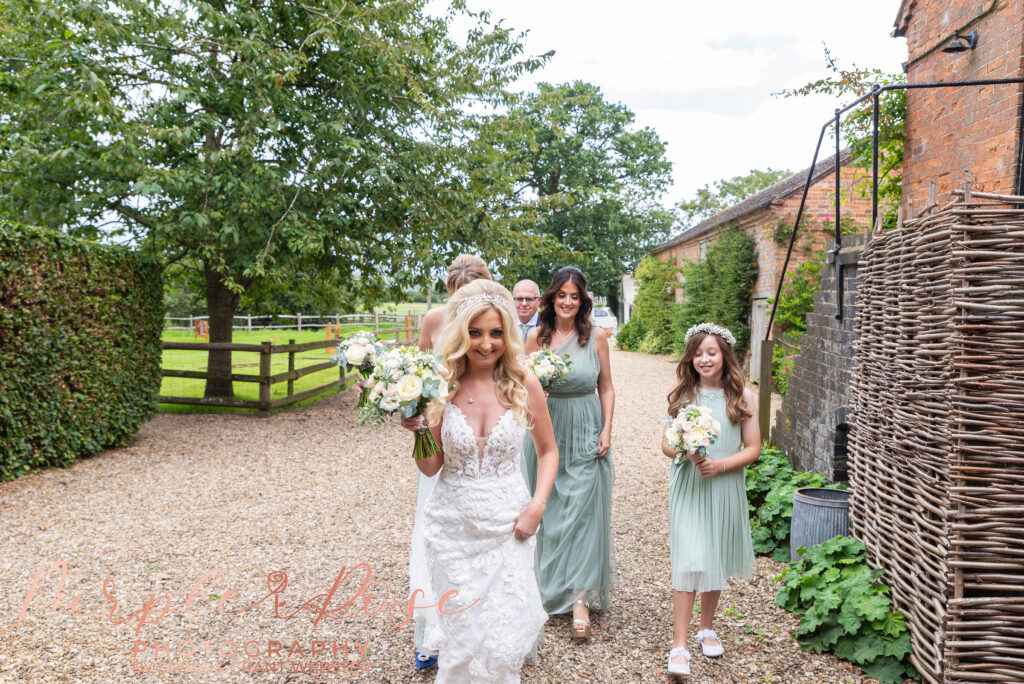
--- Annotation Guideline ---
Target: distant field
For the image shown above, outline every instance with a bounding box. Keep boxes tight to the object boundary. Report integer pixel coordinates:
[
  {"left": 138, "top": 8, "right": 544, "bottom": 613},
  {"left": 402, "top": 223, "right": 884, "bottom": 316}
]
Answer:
[
  {"left": 377, "top": 301, "right": 436, "bottom": 315},
  {"left": 159, "top": 317, "right": 422, "bottom": 413}
]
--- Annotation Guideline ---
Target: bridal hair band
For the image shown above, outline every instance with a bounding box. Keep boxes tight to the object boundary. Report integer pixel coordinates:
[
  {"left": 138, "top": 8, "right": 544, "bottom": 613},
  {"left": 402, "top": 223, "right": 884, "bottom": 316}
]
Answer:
[
  {"left": 456, "top": 292, "right": 514, "bottom": 318},
  {"left": 684, "top": 322, "right": 736, "bottom": 348}
]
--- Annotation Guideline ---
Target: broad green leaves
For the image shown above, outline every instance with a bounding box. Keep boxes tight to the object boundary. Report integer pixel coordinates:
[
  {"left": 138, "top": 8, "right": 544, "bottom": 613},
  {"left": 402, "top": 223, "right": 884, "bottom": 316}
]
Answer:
[{"left": 775, "top": 535, "right": 918, "bottom": 683}]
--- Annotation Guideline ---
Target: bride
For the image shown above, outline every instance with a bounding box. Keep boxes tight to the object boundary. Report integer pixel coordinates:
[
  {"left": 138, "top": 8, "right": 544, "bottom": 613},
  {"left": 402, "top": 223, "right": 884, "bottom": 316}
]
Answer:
[{"left": 401, "top": 279, "right": 558, "bottom": 683}]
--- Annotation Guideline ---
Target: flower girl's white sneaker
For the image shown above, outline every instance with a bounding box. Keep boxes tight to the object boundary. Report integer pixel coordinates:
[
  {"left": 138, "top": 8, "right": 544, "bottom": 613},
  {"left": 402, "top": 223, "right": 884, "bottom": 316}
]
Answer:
[
  {"left": 667, "top": 646, "right": 691, "bottom": 676},
  {"left": 696, "top": 629, "right": 724, "bottom": 657}
]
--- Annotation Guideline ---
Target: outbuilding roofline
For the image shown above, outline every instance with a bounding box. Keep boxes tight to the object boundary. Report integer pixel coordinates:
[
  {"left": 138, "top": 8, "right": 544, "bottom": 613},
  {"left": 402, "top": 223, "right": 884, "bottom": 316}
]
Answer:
[
  {"left": 892, "top": 0, "right": 914, "bottom": 37},
  {"left": 651, "top": 149, "right": 852, "bottom": 255}
]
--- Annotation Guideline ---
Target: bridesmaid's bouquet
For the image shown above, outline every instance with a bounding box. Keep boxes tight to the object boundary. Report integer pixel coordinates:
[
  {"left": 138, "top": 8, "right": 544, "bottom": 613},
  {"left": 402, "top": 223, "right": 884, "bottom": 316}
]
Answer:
[
  {"left": 665, "top": 404, "right": 722, "bottom": 466},
  {"left": 332, "top": 331, "right": 386, "bottom": 409},
  {"left": 359, "top": 346, "right": 446, "bottom": 460},
  {"left": 527, "top": 348, "right": 573, "bottom": 390}
]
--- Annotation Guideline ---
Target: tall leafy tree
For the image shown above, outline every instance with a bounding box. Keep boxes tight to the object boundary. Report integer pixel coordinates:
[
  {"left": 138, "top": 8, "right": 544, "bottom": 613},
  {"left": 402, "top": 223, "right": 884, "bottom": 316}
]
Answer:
[
  {"left": 498, "top": 81, "right": 674, "bottom": 306},
  {"left": 0, "top": 0, "right": 546, "bottom": 397},
  {"left": 675, "top": 168, "right": 793, "bottom": 230}
]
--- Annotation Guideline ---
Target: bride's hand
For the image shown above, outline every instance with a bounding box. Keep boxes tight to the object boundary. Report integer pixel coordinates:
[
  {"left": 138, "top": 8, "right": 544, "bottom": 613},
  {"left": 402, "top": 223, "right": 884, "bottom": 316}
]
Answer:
[
  {"left": 400, "top": 415, "right": 424, "bottom": 432},
  {"left": 513, "top": 500, "right": 546, "bottom": 541}
]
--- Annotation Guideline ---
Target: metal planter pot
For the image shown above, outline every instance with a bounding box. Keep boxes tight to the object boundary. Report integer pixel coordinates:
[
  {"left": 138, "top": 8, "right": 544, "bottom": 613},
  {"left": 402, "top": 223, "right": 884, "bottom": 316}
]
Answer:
[{"left": 790, "top": 487, "right": 851, "bottom": 562}]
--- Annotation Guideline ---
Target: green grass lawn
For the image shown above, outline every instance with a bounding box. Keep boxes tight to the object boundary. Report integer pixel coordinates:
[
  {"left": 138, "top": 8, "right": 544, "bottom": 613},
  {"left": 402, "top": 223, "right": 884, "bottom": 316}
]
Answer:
[
  {"left": 159, "top": 324, "right": 419, "bottom": 413},
  {"left": 377, "top": 301, "right": 436, "bottom": 315}
]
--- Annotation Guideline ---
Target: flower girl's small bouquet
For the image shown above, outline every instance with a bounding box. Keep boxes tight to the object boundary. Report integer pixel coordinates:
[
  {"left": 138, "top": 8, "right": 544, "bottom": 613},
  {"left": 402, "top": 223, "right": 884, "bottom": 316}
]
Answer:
[
  {"left": 527, "top": 348, "right": 573, "bottom": 390},
  {"left": 359, "top": 346, "right": 445, "bottom": 459},
  {"left": 665, "top": 404, "right": 722, "bottom": 466},
  {"left": 332, "top": 331, "right": 386, "bottom": 408}
]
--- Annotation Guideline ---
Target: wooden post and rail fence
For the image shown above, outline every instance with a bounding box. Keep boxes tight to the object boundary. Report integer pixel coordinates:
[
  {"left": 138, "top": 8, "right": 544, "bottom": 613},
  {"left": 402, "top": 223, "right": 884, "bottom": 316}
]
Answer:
[{"left": 160, "top": 318, "right": 421, "bottom": 415}]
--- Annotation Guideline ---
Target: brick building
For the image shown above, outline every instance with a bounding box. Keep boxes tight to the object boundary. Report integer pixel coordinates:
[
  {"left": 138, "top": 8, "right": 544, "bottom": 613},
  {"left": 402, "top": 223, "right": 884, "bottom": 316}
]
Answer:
[
  {"left": 894, "top": 0, "right": 1024, "bottom": 208},
  {"left": 649, "top": 151, "right": 871, "bottom": 378}
]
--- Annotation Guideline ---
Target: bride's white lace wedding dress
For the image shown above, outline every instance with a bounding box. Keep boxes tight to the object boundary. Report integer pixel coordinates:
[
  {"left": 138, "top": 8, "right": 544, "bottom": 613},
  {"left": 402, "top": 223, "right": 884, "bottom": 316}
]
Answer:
[{"left": 422, "top": 402, "right": 547, "bottom": 683}]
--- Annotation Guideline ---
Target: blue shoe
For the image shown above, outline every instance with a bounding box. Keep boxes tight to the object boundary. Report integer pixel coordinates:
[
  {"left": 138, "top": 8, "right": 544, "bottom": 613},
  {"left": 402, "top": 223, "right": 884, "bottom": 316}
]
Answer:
[{"left": 414, "top": 650, "right": 438, "bottom": 670}]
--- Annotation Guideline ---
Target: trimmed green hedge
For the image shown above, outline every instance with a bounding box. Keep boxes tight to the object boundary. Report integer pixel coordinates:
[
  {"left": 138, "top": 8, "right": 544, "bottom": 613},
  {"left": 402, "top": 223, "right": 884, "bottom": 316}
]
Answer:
[
  {"left": 616, "top": 255, "right": 679, "bottom": 354},
  {"left": 673, "top": 223, "right": 758, "bottom": 355},
  {"left": 0, "top": 222, "right": 163, "bottom": 479}
]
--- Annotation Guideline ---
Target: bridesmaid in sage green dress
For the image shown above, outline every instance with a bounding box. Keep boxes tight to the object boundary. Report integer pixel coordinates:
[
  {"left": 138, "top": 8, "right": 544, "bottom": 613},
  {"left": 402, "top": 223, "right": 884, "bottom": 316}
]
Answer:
[
  {"left": 660, "top": 323, "right": 760, "bottom": 678},
  {"left": 522, "top": 266, "right": 616, "bottom": 640}
]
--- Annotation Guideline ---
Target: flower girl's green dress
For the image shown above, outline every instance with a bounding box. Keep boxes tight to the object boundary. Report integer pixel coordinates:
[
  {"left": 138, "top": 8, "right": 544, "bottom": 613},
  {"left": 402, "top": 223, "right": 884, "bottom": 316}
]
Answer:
[
  {"left": 670, "top": 387, "right": 754, "bottom": 592},
  {"left": 521, "top": 327, "right": 616, "bottom": 613}
]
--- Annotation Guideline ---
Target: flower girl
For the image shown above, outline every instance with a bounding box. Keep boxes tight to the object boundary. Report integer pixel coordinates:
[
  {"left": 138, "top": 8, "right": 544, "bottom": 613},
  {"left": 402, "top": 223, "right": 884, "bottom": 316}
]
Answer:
[{"left": 660, "top": 323, "right": 760, "bottom": 677}]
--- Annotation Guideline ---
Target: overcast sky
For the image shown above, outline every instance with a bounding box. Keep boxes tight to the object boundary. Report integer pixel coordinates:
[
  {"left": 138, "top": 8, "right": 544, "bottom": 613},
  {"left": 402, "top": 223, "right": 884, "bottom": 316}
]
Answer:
[{"left": 466, "top": 1, "right": 908, "bottom": 209}]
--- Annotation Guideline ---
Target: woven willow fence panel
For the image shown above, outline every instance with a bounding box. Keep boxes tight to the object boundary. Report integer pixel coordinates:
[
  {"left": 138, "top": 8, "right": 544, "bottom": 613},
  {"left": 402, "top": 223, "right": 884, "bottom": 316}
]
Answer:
[{"left": 849, "top": 189, "right": 1024, "bottom": 684}]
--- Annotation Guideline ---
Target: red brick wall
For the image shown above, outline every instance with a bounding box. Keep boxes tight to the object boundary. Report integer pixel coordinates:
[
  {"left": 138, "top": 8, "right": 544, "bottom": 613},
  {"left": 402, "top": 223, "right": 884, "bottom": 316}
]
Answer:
[
  {"left": 655, "top": 163, "right": 871, "bottom": 302},
  {"left": 901, "top": 0, "right": 1024, "bottom": 209}
]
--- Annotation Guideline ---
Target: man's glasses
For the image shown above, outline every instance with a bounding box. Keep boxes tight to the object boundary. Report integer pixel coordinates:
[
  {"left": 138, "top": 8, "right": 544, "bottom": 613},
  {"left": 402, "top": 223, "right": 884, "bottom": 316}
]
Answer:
[{"left": 513, "top": 297, "right": 538, "bottom": 304}]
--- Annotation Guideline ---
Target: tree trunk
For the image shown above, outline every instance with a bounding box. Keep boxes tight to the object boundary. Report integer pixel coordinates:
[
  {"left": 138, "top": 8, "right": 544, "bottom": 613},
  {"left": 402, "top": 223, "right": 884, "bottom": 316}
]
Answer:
[{"left": 204, "top": 264, "right": 241, "bottom": 398}]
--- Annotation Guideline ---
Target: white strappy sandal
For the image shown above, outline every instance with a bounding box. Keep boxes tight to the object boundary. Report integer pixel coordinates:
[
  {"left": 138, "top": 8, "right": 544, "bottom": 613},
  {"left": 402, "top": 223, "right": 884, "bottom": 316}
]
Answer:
[
  {"left": 667, "top": 646, "right": 691, "bottom": 676},
  {"left": 696, "top": 628, "right": 724, "bottom": 657},
  {"left": 571, "top": 598, "right": 591, "bottom": 639}
]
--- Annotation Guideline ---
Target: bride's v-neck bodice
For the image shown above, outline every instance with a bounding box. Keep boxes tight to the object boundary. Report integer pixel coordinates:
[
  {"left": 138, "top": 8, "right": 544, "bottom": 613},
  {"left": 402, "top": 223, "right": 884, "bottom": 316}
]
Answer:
[
  {"left": 422, "top": 402, "right": 546, "bottom": 682},
  {"left": 440, "top": 403, "right": 524, "bottom": 480}
]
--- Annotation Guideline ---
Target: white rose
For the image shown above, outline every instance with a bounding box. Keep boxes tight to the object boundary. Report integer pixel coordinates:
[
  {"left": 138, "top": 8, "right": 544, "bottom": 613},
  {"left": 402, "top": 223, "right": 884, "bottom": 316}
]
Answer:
[
  {"left": 698, "top": 414, "right": 713, "bottom": 430},
  {"left": 345, "top": 343, "right": 368, "bottom": 366},
  {"left": 711, "top": 418, "right": 721, "bottom": 433},
  {"left": 395, "top": 374, "right": 424, "bottom": 402}
]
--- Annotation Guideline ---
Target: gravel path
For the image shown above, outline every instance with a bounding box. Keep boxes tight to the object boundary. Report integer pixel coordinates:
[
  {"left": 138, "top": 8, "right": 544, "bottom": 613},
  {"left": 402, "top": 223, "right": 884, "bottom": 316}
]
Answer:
[{"left": 1, "top": 349, "right": 875, "bottom": 683}]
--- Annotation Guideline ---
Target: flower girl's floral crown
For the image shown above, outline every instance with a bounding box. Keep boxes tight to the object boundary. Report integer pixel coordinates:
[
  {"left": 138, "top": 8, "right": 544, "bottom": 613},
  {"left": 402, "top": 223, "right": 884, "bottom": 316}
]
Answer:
[
  {"left": 456, "top": 292, "right": 514, "bottom": 318},
  {"left": 684, "top": 322, "right": 736, "bottom": 348}
]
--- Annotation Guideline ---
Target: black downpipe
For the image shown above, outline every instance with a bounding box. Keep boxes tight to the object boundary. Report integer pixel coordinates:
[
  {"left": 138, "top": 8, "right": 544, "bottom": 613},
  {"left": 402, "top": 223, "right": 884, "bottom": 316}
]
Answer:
[
  {"left": 834, "top": 110, "right": 844, "bottom": 320},
  {"left": 871, "top": 86, "right": 880, "bottom": 229},
  {"left": 1016, "top": 84, "right": 1024, "bottom": 197}
]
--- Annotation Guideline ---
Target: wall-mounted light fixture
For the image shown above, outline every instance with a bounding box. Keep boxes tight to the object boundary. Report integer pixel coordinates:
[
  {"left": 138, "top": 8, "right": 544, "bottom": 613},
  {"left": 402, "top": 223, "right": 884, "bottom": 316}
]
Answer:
[{"left": 941, "top": 30, "right": 979, "bottom": 53}]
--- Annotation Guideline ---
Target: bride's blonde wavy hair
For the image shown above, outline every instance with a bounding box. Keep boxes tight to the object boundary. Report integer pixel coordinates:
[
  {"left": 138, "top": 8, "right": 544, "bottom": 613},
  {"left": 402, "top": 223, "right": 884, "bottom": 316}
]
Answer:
[{"left": 426, "top": 280, "right": 531, "bottom": 428}]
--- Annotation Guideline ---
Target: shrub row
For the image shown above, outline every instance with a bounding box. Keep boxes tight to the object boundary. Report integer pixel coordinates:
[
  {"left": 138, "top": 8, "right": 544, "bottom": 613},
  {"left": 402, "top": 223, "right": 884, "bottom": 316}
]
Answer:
[
  {"left": 618, "top": 223, "right": 758, "bottom": 357},
  {"left": 0, "top": 222, "right": 163, "bottom": 479}
]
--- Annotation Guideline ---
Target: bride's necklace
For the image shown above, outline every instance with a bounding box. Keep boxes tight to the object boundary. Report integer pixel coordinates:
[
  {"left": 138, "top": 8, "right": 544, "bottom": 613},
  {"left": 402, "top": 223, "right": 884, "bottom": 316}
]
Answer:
[{"left": 463, "top": 378, "right": 486, "bottom": 404}]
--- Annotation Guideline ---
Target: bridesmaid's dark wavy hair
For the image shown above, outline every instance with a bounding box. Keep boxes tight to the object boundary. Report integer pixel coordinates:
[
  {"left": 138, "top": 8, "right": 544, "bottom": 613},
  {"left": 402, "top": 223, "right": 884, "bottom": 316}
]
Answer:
[
  {"left": 667, "top": 332, "right": 751, "bottom": 425},
  {"left": 536, "top": 267, "right": 593, "bottom": 347}
]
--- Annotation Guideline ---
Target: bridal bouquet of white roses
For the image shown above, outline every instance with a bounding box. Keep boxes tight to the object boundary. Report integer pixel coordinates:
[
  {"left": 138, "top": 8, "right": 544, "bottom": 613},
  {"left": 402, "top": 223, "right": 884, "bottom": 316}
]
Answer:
[
  {"left": 359, "top": 345, "right": 445, "bottom": 459},
  {"left": 527, "top": 348, "right": 573, "bottom": 390},
  {"left": 665, "top": 404, "right": 722, "bottom": 466},
  {"left": 331, "top": 331, "right": 386, "bottom": 408}
]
